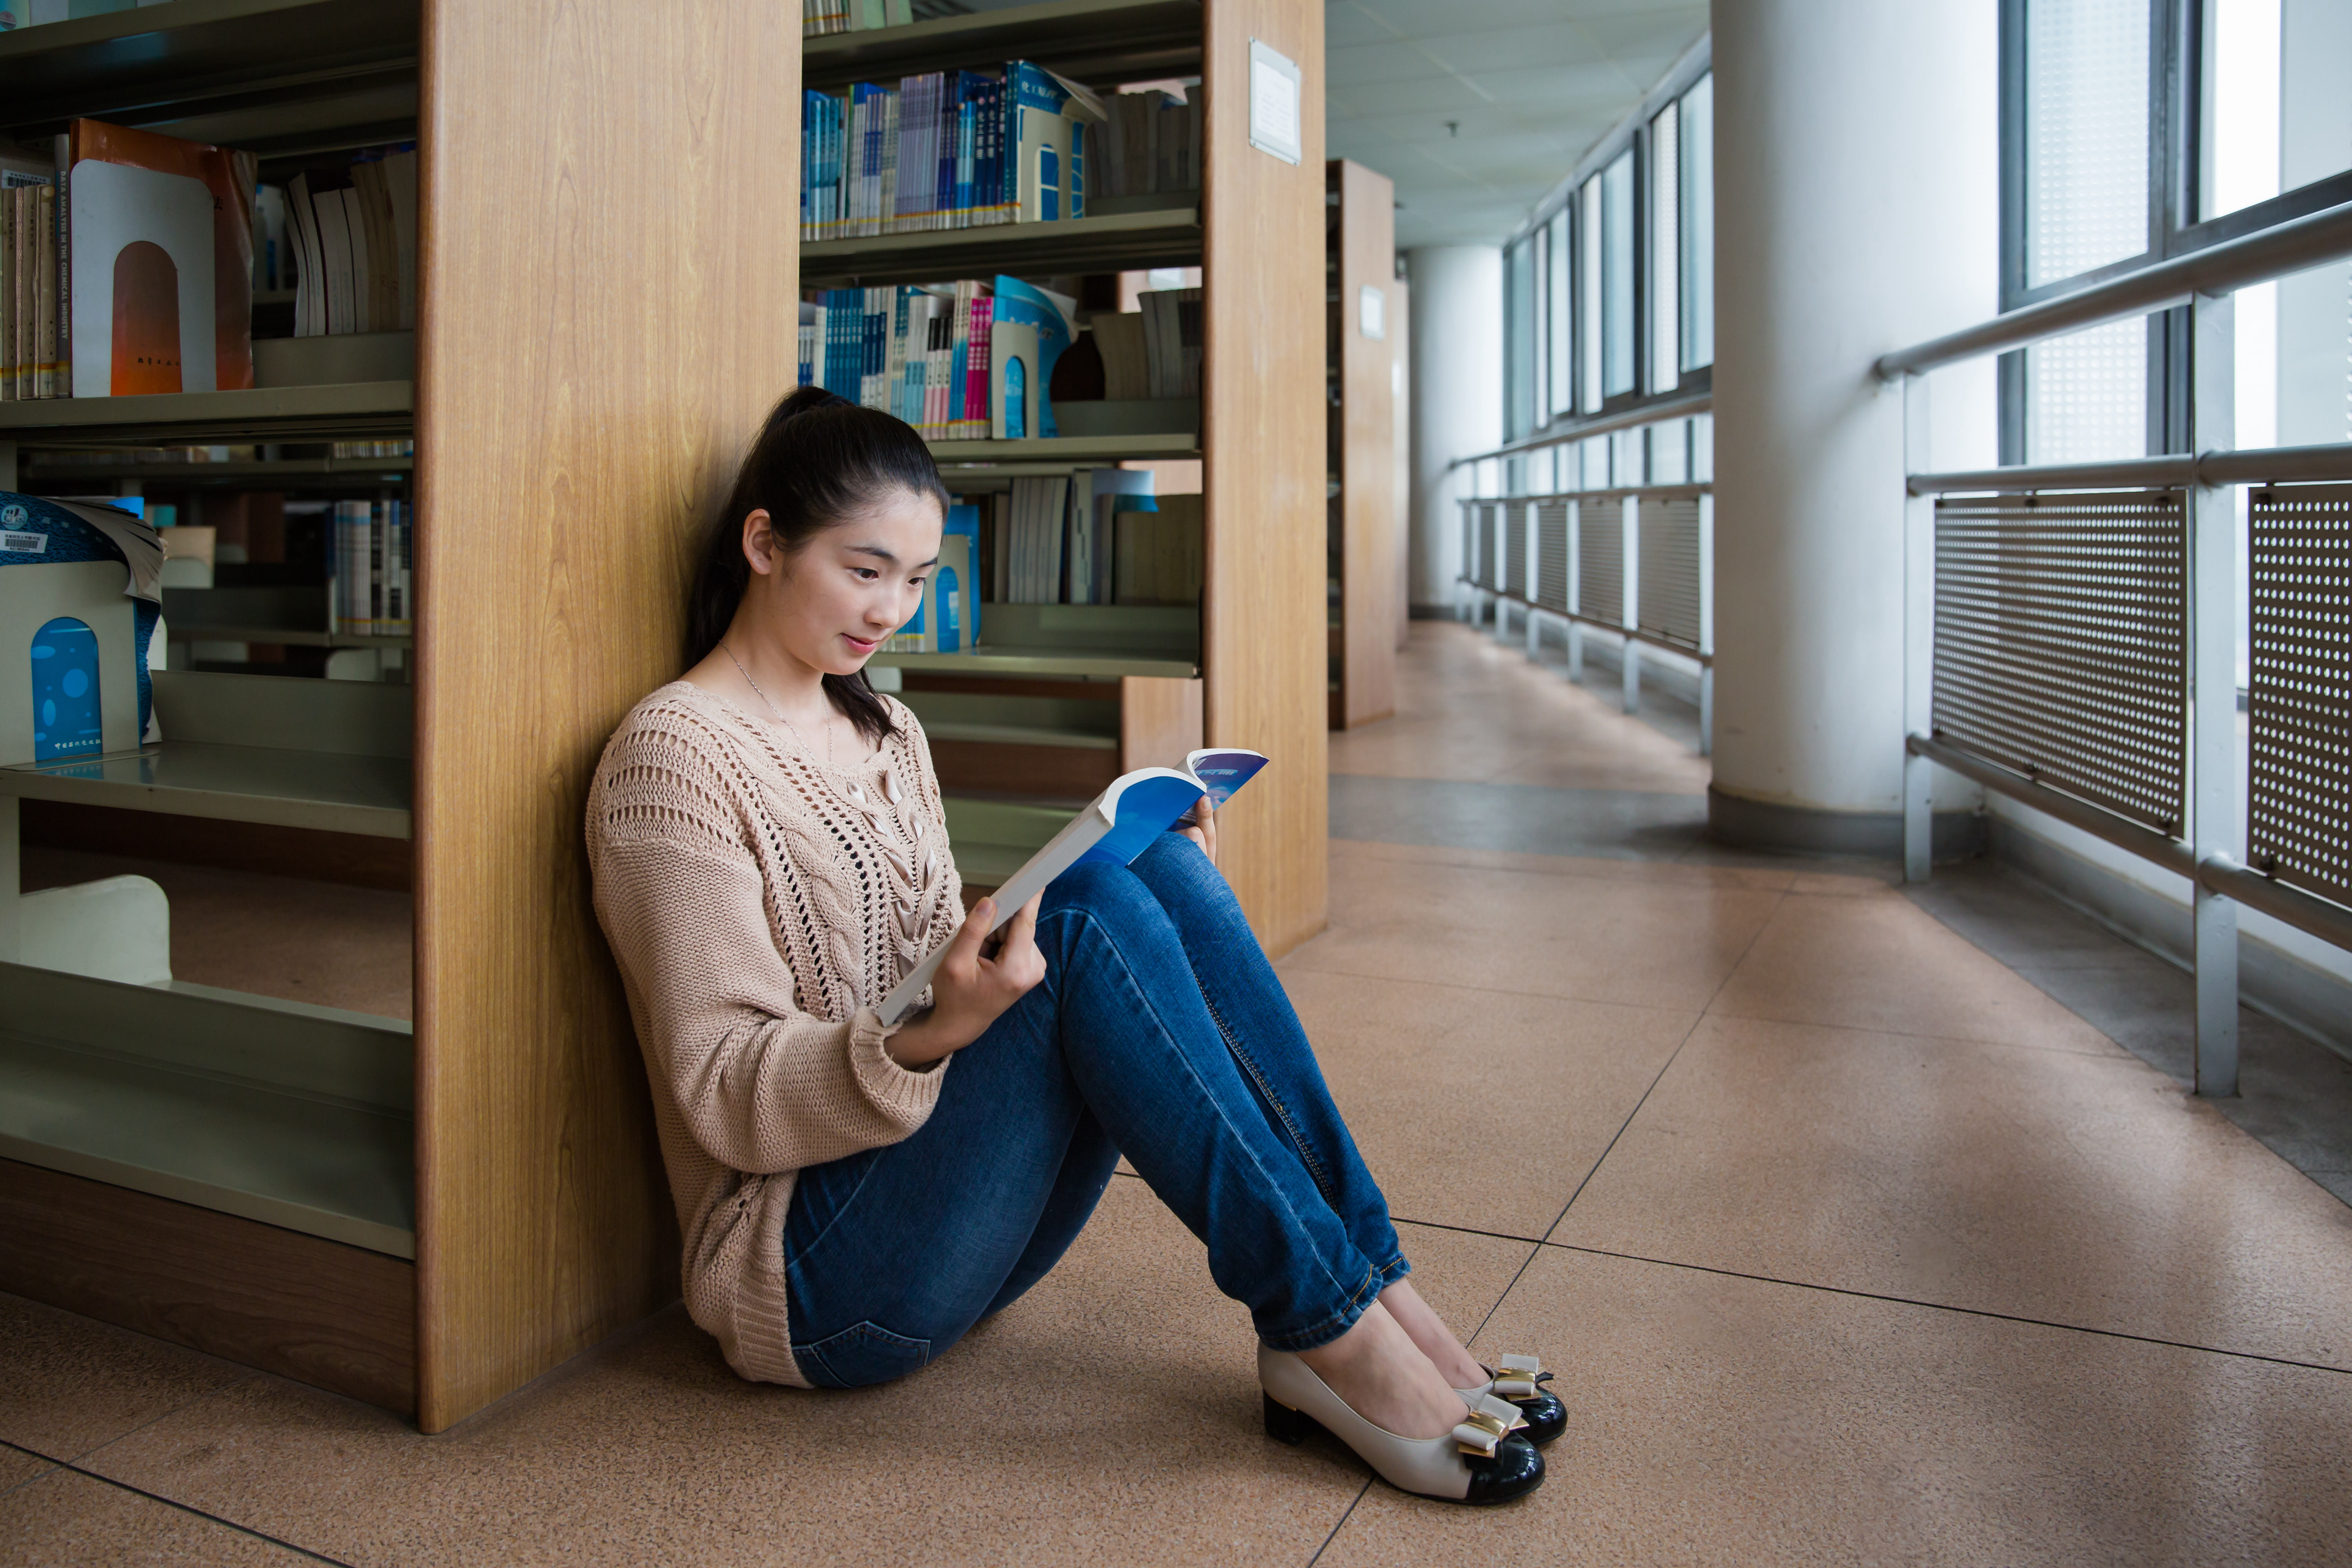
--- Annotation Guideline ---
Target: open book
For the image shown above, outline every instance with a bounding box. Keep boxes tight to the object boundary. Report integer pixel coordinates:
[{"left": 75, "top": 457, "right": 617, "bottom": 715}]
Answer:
[{"left": 878, "top": 748, "right": 1269, "bottom": 1026}]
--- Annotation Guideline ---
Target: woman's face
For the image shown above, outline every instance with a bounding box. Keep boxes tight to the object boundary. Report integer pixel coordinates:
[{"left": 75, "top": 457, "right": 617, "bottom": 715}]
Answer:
[{"left": 747, "top": 487, "right": 943, "bottom": 677}]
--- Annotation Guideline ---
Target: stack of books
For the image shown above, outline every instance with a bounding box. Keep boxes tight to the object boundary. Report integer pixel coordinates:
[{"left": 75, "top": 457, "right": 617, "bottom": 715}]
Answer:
[
  {"left": 279, "top": 148, "right": 418, "bottom": 338},
  {"left": 988, "top": 473, "right": 1201, "bottom": 607},
  {"left": 1093, "top": 89, "right": 1202, "bottom": 200},
  {"left": 801, "top": 61, "right": 1102, "bottom": 240},
  {"left": 799, "top": 275, "right": 1078, "bottom": 442},
  {"left": 0, "top": 150, "right": 60, "bottom": 399},
  {"left": 801, "top": 0, "right": 911, "bottom": 36},
  {"left": 330, "top": 497, "right": 412, "bottom": 637}
]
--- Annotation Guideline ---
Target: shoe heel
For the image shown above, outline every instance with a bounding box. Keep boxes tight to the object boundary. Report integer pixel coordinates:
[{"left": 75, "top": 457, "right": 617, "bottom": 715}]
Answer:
[{"left": 1263, "top": 1392, "right": 1316, "bottom": 1445}]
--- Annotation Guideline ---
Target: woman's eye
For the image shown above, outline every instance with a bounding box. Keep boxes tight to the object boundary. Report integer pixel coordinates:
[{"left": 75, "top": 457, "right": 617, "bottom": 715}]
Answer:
[
  {"left": 908, "top": 575, "right": 928, "bottom": 589},
  {"left": 852, "top": 567, "right": 879, "bottom": 582}
]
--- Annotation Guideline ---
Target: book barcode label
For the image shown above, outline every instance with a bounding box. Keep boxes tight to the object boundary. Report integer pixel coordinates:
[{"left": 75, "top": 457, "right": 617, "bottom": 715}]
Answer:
[{"left": 0, "top": 531, "right": 49, "bottom": 554}]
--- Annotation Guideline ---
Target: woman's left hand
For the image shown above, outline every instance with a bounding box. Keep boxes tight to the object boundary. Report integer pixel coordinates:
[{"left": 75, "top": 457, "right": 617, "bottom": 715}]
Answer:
[{"left": 1176, "top": 797, "right": 1217, "bottom": 867}]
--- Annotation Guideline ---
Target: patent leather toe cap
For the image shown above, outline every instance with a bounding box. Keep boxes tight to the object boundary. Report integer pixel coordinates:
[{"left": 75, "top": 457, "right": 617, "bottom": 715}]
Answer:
[
  {"left": 1461, "top": 1435, "right": 1545, "bottom": 1505},
  {"left": 1511, "top": 1390, "right": 1567, "bottom": 1446}
]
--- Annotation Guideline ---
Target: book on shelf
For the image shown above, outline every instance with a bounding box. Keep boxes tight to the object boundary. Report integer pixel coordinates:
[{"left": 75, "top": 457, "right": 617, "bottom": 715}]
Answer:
[
  {"left": 989, "top": 472, "right": 1200, "bottom": 608},
  {"left": 888, "top": 499, "right": 981, "bottom": 654},
  {"left": 281, "top": 147, "right": 417, "bottom": 339},
  {"left": 65, "top": 119, "right": 258, "bottom": 397},
  {"left": 801, "top": 0, "right": 911, "bottom": 38},
  {"left": 800, "top": 275, "right": 1080, "bottom": 442},
  {"left": 876, "top": 747, "right": 1270, "bottom": 1027},
  {"left": 801, "top": 61, "right": 1101, "bottom": 240},
  {"left": 329, "top": 497, "right": 413, "bottom": 637},
  {"left": 1096, "top": 87, "right": 1201, "bottom": 200}
]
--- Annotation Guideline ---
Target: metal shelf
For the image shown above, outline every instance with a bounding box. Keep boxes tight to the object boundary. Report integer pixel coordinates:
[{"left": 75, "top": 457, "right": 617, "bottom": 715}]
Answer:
[
  {"left": 0, "top": 383, "right": 414, "bottom": 447},
  {"left": 802, "top": 0, "right": 1200, "bottom": 90},
  {"left": 802, "top": 204, "right": 1199, "bottom": 288},
  {"left": 0, "top": 742, "right": 411, "bottom": 838},
  {"left": 23, "top": 456, "right": 413, "bottom": 487},
  {"left": 875, "top": 647, "right": 1197, "bottom": 679},
  {"left": 0, "top": 962, "right": 413, "bottom": 1258},
  {"left": 168, "top": 624, "right": 415, "bottom": 650},
  {"left": 0, "top": 0, "right": 419, "bottom": 137},
  {"left": 929, "top": 431, "right": 1200, "bottom": 466}
]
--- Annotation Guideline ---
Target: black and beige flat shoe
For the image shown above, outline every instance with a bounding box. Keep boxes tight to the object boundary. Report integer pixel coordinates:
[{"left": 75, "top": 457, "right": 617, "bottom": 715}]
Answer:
[
  {"left": 1454, "top": 1354, "right": 1566, "bottom": 1447},
  {"left": 1259, "top": 1345, "right": 1545, "bottom": 1505}
]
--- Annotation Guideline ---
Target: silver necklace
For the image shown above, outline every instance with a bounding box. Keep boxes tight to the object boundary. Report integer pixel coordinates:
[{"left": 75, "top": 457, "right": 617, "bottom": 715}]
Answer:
[{"left": 721, "top": 642, "right": 832, "bottom": 766}]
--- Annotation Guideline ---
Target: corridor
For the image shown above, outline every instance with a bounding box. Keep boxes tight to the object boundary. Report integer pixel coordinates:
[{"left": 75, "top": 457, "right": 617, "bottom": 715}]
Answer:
[{"left": 4, "top": 623, "right": 2351, "bottom": 1565}]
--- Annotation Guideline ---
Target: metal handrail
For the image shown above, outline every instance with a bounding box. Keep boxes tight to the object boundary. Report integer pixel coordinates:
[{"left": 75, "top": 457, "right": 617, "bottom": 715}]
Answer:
[
  {"left": 1484, "top": 483, "right": 1713, "bottom": 504},
  {"left": 1909, "top": 440, "right": 2352, "bottom": 494},
  {"left": 1448, "top": 390, "right": 1713, "bottom": 470},
  {"left": 1462, "top": 585, "right": 1713, "bottom": 665},
  {"left": 1875, "top": 197, "right": 2352, "bottom": 379}
]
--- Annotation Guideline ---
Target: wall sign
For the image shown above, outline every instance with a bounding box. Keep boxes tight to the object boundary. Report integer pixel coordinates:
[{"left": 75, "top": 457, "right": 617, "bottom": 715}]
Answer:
[{"left": 1248, "top": 40, "right": 1302, "bottom": 165}]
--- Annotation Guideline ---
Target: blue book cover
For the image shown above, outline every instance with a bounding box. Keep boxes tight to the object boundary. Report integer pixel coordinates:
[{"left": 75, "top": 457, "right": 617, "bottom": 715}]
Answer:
[{"left": 1, "top": 492, "right": 164, "bottom": 760}]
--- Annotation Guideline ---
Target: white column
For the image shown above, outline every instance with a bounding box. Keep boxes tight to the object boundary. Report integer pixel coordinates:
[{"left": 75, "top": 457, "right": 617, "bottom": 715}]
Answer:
[
  {"left": 1708, "top": 0, "right": 1998, "bottom": 850},
  {"left": 1405, "top": 245, "right": 1502, "bottom": 613}
]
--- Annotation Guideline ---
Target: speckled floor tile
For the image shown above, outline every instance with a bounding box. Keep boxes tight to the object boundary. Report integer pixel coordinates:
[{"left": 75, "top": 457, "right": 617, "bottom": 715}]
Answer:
[
  {"left": 1287, "top": 853, "right": 1782, "bottom": 1013},
  {"left": 0, "top": 1446, "right": 55, "bottom": 1495},
  {"left": 1329, "top": 836, "right": 1796, "bottom": 893},
  {"left": 1319, "top": 1247, "right": 2352, "bottom": 1568},
  {"left": 1551, "top": 1014, "right": 2352, "bottom": 1368},
  {"left": 1708, "top": 886, "right": 2122, "bottom": 1054},
  {"left": 1278, "top": 968, "right": 1692, "bottom": 1239},
  {"left": 0, "top": 1469, "right": 313, "bottom": 1566},
  {"left": 76, "top": 1181, "right": 1384, "bottom": 1567},
  {"left": 0, "top": 1293, "right": 251, "bottom": 1462}
]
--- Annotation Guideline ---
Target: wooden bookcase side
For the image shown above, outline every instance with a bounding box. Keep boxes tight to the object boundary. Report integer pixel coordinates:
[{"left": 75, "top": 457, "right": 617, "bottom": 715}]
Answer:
[
  {"left": 1201, "top": 0, "right": 1327, "bottom": 956},
  {"left": 1329, "top": 158, "right": 1397, "bottom": 730},
  {"left": 410, "top": 0, "right": 801, "bottom": 1433}
]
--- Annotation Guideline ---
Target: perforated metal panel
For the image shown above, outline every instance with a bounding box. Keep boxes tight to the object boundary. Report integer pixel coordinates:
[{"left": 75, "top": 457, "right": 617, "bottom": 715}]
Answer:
[
  {"left": 1504, "top": 501, "right": 1528, "bottom": 598},
  {"left": 1534, "top": 499, "right": 1570, "bottom": 611},
  {"left": 2249, "top": 485, "right": 2352, "bottom": 908},
  {"left": 1478, "top": 503, "right": 1501, "bottom": 590},
  {"left": 1579, "top": 498, "right": 1624, "bottom": 626},
  {"left": 1637, "top": 497, "right": 1704, "bottom": 650},
  {"left": 1933, "top": 490, "right": 2188, "bottom": 834}
]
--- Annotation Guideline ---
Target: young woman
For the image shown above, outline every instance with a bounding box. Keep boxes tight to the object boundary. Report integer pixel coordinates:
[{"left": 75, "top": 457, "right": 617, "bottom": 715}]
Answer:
[{"left": 586, "top": 388, "right": 1560, "bottom": 1505}]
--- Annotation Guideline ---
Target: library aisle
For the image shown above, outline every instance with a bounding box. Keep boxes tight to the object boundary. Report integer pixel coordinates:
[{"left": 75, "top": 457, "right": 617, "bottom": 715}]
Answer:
[{"left": 4, "top": 623, "right": 2351, "bottom": 1564}]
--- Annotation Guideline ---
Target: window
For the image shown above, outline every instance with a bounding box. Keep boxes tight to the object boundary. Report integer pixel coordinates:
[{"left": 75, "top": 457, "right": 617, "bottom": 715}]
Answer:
[
  {"left": 1580, "top": 174, "right": 1603, "bottom": 412},
  {"left": 1649, "top": 104, "right": 1680, "bottom": 396},
  {"left": 1505, "top": 235, "right": 1534, "bottom": 440},
  {"left": 2021, "top": 0, "right": 2150, "bottom": 289},
  {"left": 1678, "top": 73, "right": 1714, "bottom": 373},
  {"left": 1547, "top": 208, "right": 1573, "bottom": 420},
  {"left": 1601, "top": 148, "right": 1637, "bottom": 400}
]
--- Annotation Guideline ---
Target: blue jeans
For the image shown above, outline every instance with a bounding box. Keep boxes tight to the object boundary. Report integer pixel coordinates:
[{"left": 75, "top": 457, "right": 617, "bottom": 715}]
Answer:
[{"left": 783, "top": 832, "right": 1409, "bottom": 1388}]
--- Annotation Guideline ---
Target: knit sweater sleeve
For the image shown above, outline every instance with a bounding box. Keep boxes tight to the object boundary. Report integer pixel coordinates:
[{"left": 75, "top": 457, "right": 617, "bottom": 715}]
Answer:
[{"left": 588, "top": 714, "right": 945, "bottom": 1176}]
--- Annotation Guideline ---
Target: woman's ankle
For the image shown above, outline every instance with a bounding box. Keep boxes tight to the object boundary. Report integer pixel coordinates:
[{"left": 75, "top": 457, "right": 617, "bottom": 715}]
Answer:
[
  {"left": 1376, "top": 1281, "right": 1486, "bottom": 1389},
  {"left": 1292, "top": 1303, "right": 1465, "bottom": 1440}
]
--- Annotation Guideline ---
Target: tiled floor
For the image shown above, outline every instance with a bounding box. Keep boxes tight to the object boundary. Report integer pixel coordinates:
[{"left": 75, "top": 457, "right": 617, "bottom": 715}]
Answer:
[{"left": 7, "top": 620, "right": 2352, "bottom": 1565}]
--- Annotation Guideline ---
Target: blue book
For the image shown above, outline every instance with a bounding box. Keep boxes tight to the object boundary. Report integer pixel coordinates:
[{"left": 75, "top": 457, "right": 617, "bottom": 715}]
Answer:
[
  {"left": 877, "top": 748, "right": 1272, "bottom": 1025},
  {"left": 991, "top": 275, "right": 1076, "bottom": 437}
]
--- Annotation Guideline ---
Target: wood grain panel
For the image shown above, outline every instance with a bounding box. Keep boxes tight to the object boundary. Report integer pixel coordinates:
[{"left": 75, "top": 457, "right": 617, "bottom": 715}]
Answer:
[
  {"left": 1334, "top": 158, "right": 1396, "bottom": 728},
  {"left": 928, "top": 739, "right": 1121, "bottom": 799},
  {"left": 413, "top": 0, "right": 797, "bottom": 1430},
  {"left": 0, "top": 1157, "right": 415, "bottom": 1416},
  {"left": 1119, "top": 675, "right": 1205, "bottom": 771},
  {"left": 1202, "top": 0, "right": 1326, "bottom": 956}
]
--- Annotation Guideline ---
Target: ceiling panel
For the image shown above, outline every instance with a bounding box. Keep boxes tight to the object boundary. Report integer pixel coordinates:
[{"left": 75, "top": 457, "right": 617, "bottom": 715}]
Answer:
[{"left": 1322, "top": 0, "right": 1706, "bottom": 249}]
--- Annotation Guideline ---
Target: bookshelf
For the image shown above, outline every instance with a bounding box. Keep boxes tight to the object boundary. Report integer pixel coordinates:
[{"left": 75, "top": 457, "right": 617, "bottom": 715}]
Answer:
[
  {"left": 1325, "top": 159, "right": 1397, "bottom": 729},
  {"left": 0, "top": 0, "right": 1325, "bottom": 1429}
]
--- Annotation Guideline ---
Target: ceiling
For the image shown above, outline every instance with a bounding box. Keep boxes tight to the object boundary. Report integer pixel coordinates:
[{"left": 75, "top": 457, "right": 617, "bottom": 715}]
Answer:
[{"left": 1324, "top": 0, "right": 1708, "bottom": 250}]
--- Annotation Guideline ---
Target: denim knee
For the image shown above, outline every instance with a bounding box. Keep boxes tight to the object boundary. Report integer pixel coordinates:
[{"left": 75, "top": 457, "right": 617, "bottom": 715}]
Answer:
[{"left": 1040, "top": 858, "right": 1159, "bottom": 931}]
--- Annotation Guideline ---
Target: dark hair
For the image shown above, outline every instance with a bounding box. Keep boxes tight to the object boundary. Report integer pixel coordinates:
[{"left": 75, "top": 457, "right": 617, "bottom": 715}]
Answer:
[{"left": 688, "top": 387, "right": 950, "bottom": 745}]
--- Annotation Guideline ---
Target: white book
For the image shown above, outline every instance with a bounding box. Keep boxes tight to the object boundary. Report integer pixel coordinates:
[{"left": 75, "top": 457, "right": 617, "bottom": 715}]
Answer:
[{"left": 877, "top": 749, "right": 1271, "bottom": 1026}]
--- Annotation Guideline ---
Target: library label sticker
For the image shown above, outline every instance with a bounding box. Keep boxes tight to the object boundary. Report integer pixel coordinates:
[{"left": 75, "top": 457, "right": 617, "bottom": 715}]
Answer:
[
  {"left": 1249, "top": 41, "right": 1302, "bottom": 166},
  {"left": 2, "top": 532, "right": 49, "bottom": 556}
]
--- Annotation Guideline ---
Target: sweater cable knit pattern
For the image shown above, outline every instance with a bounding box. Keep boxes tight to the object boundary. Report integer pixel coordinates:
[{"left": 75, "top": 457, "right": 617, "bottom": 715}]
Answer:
[{"left": 585, "top": 680, "right": 964, "bottom": 1385}]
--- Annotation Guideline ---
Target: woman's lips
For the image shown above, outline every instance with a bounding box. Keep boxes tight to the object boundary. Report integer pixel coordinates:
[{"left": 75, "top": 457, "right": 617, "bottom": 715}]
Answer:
[{"left": 843, "top": 633, "right": 881, "bottom": 653}]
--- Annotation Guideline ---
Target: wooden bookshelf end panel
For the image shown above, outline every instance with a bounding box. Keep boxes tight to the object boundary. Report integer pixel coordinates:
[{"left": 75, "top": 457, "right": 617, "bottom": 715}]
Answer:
[
  {"left": 1202, "top": 0, "right": 1329, "bottom": 956},
  {"left": 1333, "top": 159, "right": 1399, "bottom": 730},
  {"left": 1119, "top": 675, "right": 1204, "bottom": 772},
  {"left": 0, "top": 1157, "right": 416, "bottom": 1419},
  {"left": 411, "top": 0, "right": 795, "bottom": 1431}
]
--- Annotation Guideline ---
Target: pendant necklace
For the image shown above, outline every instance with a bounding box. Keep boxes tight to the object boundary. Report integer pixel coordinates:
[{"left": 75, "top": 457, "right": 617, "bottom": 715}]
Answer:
[{"left": 721, "top": 642, "right": 833, "bottom": 767}]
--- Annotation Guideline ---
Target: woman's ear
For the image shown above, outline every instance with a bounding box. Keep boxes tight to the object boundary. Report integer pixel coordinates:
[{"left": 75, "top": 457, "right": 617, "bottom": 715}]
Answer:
[{"left": 741, "top": 509, "right": 778, "bottom": 578}]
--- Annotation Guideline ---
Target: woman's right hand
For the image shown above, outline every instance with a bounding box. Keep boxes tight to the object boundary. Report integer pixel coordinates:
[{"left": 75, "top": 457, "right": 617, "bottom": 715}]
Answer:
[{"left": 884, "top": 892, "right": 1045, "bottom": 1068}]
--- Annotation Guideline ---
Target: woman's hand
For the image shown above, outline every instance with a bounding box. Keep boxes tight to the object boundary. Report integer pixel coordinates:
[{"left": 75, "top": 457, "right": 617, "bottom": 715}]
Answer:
[
  {"left": 1176, "top": 797, "right": 1217, "bottom": 867},
  {"left": 885, "top": 892, "right": 1045, "bottom": 1068}
]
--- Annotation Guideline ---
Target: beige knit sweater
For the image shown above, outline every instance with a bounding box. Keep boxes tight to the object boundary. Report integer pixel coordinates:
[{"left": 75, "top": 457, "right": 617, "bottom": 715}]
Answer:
[{"left": 585, "top": 680, "right": 964, "bottom": 1386}]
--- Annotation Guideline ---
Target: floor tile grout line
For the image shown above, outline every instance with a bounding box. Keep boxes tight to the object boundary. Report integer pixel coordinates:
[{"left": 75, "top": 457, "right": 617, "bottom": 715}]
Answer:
[
  {"left": 1303, "top": 1479, "right": 1374, "bottom": 1566},
  {"left": 1276, "top": 961, "right": 1709, "bottom": 1021},
  {"left": 0, "top": 1437, "right": 355, "bottom": 1564},
  {"left": 61, "top": 1371, "right": 262, "bottom": 1472},
  {"left": 1695, "top": 1004, "right": 2165, "bottom": 1064},
  {"left": 1523, "top": 887, "right": 1791, "bottom": 1259},
  {"left": 1537, "top": 1241, "right": 2352, "bottom": 1378}
]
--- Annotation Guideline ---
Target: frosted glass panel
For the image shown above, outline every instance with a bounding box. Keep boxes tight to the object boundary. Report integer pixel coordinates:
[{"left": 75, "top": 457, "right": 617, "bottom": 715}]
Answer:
[
  {"left": 1547, "top": 209, "right": 1573, "bottom": 420},
  {"left": 1601, "top": 149, "right": 1636, "bottom": 397},
  {"left": 1581, "top": 177, "right": 1603, "bottom": 411},
  {"left": 2027, "top": 317, "right": 2146, "bottom": 461},
  {"left": 2203, "top": 0, "right": 2352, "bottom": 222},
  {"left": 2025, "top": 0, "right": 2150, "bottom": 286},
  {"left": 1679, "top": 74, "right": 1715, "bottom": 372},
  {"left": 1650, "top": 106, "right": 1680, "bottom": 394}
]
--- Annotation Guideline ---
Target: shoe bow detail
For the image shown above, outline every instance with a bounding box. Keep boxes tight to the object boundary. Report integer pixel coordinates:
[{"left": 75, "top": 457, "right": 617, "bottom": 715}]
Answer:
[
  {"left": 1491, "top": 1354, "right": 1551, "bottom": 1402},
  {"left": 1452, "top": 1394, "right": 1528, "bottom": 1457}
]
